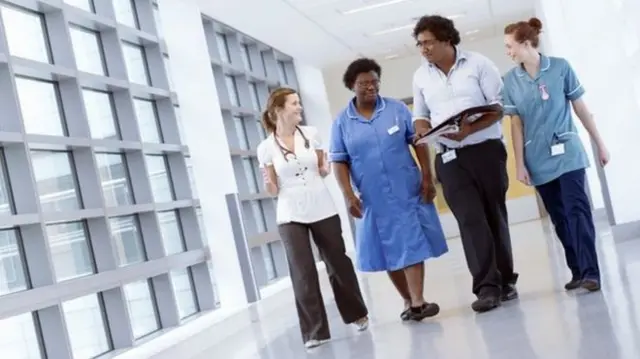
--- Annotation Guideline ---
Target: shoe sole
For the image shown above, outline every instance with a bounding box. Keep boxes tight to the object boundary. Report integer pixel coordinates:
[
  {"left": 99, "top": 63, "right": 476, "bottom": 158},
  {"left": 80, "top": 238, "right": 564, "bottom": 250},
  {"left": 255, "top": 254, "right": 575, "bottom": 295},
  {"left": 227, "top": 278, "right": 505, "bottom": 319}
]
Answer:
[
  {"left": 410, "top": 304, "right": 440, "bottom": 322},
  {"left": 472, "top": 301, "right": 500, "bottom": 313}
]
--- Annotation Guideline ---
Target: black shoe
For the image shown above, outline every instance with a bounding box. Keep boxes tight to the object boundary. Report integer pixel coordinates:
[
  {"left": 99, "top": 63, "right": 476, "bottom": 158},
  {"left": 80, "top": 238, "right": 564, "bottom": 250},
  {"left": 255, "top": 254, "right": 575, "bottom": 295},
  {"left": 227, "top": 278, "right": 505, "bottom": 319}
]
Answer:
[
  {"left": 408, "top": 303, "right": 440, "bottom": 321},
  {"left": 564, "top": 279, "right": 582, "bottom": 291},
  {"left": 400, "top": 308, "right": 411, "bottom": 321},
  {"left": 471, "top": 296, "right": 500, "bottom": 313},
  {"left": 501, "top": 283, "right": 519, "bottom": 302},
  {"left": 581, "top": 279, "right": 601, "bottom": 292}
]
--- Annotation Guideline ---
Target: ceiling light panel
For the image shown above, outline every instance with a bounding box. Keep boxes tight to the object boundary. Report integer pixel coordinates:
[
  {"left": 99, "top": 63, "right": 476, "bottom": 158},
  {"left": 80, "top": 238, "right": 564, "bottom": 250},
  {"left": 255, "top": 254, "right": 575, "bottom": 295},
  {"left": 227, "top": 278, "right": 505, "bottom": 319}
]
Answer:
[{"left": 340, "top": 0, "right": 412, "bottom": 15}]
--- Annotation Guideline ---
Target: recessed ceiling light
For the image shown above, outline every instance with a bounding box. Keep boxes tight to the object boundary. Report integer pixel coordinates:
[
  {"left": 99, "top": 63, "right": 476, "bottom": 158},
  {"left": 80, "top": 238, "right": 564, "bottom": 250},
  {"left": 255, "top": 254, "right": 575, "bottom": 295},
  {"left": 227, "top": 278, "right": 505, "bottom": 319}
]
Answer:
[
  {"left": 385, "top": 54, "right": 400, "bottom": 60},
  {"left": 371, "top": 23, "right": 414, "bottom": 36},
  {"left": 341, "top": 0, "right": 411, "bottom": 15},
  {"left": 465, "top": 29, "right": 480, "bottom": 35}
]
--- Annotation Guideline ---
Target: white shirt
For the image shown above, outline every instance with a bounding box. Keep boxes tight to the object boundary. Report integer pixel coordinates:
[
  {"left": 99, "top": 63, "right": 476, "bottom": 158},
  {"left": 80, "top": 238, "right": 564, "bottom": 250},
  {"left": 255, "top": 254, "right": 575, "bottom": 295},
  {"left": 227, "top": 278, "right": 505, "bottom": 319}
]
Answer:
[
  {"left": 256, "top": 126, "right": 337, "bottom": 225},
  {"left": 412, "top": 48, "right": 504, "bottom": 150}
]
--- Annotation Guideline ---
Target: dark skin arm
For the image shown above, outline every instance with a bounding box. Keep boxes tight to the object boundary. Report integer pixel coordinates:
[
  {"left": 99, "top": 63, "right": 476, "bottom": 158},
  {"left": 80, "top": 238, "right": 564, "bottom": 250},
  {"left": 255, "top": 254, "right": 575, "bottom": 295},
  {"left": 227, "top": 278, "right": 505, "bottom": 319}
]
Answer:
[
  {"left": 444, "top": 110, "right": 504, "bottom": 141},
  {"left": 333, "top": 161, "right": 362, "bottom": 218}
]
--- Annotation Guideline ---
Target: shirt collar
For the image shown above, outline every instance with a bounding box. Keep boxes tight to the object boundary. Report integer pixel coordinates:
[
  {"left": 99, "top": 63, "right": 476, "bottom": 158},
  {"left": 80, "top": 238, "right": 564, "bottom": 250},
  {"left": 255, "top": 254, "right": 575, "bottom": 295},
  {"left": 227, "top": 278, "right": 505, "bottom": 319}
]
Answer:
[
  {"left": 516, "top": 53, "right": 550, "bottom": 77},
  {"left": 346, "top": 96, "right": 386, "bottom": 119}
]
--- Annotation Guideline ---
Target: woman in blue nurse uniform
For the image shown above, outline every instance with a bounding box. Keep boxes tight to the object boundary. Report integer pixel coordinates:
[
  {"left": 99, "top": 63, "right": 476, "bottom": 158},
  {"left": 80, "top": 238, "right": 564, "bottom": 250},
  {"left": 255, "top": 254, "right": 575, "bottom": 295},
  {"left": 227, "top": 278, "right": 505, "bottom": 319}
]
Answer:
[
  {"left": 502, "top": 18, "right": 610, "bottom": 292},
  {"left": 329, "top": 58, "right": 448, "bottom": 321}
]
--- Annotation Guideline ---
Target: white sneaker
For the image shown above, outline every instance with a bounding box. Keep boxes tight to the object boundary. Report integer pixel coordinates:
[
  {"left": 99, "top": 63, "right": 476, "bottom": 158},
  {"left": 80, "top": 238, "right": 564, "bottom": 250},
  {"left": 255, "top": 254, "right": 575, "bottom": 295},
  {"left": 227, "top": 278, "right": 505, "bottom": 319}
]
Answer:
[
  {"left": 304, "top": 339, "right": 329, "bottom": 349},
  {"left": 353, "top": 317, "right": 369, "bottom": 332}
]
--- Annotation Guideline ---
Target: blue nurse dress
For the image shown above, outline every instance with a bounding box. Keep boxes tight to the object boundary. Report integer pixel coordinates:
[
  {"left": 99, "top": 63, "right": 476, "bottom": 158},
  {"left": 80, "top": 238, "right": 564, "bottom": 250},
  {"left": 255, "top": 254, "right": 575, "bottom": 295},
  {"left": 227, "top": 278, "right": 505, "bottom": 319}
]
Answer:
[{"left": 329, "top": 96, "right": 448, "bottom": 272}]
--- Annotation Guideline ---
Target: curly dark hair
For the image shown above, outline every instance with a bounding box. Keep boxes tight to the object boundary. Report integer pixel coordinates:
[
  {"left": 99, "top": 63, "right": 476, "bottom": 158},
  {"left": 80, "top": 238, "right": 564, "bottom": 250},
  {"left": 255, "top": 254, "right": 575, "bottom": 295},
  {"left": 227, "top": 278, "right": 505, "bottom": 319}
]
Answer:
[
  {"left": 342, "top": 58, "right": 381, "bottom": 90},
  {"left": 413, "top": 15, "right": 461, "bottom": 46}
]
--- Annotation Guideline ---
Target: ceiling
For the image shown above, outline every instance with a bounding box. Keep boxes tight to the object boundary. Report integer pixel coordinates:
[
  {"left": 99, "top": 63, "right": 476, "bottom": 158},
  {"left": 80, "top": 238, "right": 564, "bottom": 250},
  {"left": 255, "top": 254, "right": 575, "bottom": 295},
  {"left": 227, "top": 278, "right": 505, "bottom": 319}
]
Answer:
[{"left": 198, "top": 0, "right": 534, "bottom": 67}]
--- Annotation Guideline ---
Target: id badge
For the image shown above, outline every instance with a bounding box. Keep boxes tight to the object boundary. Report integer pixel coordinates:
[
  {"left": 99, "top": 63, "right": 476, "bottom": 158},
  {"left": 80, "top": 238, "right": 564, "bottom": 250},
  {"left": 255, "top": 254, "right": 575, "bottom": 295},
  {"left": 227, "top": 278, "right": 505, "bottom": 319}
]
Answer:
[
  {"left": 442, "top": 150, "right": 457, "bottom": 164},
  {"left": 387, "top": 125, "right": 399, "bottom": 135},
  {"left": 551, "top": 143, "right": 565, "bottom": 156}
]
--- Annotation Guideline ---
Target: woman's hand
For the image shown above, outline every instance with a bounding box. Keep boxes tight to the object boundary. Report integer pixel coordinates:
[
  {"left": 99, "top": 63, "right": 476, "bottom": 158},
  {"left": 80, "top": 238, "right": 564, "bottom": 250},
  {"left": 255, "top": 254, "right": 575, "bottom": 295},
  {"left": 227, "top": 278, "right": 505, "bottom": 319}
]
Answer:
[
  {"left": 420, "top": 176, "right": 437, "bottom": 203},
  {"left": 317, "top": 150, "right": 330, "bottom": 177},
  {"left": 345, "top": 192, "right": 363, "bottom": 218},
  {"left": 261, "top": 166, "right": 278, "bottom": 195},
  {"left": 516, "top": 163, "right": 531, "bottom": 186},
  {"left": 597, "top": 144, "right": 610, "bottom": 167}
]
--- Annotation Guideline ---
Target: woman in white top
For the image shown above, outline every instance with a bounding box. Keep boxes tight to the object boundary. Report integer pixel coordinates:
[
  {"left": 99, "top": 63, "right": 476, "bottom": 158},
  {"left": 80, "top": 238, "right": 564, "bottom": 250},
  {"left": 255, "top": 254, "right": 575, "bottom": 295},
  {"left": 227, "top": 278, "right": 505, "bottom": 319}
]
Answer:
[{"left": 257, "top": 87, "right": 369, "bottom": 349}]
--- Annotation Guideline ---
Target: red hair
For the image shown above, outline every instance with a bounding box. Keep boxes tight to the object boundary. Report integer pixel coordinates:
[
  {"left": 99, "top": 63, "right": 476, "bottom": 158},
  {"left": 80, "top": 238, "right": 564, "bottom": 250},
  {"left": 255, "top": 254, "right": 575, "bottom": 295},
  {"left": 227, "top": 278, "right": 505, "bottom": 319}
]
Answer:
[{"left": 504, "top": 17, "right": 543, "bottom": 48}]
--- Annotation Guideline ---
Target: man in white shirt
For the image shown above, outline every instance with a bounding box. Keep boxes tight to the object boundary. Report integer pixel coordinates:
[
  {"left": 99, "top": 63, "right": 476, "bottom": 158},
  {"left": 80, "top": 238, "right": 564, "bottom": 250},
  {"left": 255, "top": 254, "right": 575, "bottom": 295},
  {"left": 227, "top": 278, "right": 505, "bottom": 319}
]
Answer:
[{"left": 411, "top": 15, "right": 518, "bottom": 313}]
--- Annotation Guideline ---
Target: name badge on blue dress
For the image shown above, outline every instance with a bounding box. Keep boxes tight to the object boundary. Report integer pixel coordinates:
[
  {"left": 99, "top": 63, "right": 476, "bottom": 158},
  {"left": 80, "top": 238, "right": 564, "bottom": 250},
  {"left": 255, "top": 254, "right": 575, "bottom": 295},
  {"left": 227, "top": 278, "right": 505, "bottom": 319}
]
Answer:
[
  {"left": 551, "top": 143, "right": 565, "bottom": 156},
  {"left": 387, "top": 125, "right": 399, "bottom": 135}
]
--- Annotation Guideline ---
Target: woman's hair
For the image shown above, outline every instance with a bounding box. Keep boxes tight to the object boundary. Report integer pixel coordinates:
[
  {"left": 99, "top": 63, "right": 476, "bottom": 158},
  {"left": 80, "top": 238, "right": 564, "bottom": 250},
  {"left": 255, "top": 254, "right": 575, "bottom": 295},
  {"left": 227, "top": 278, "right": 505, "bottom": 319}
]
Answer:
[
  {"left": 342, "top": 58, "right": 381, "bottom": 89},
  {"left": 504, "top": 17, "right": 543, "bottom": 48},
  {"left": 261, "top": 87, "right": 297, "bottom": 133},
  {"left": 412, "top": 15, "right": 461, "bottom": 46}
]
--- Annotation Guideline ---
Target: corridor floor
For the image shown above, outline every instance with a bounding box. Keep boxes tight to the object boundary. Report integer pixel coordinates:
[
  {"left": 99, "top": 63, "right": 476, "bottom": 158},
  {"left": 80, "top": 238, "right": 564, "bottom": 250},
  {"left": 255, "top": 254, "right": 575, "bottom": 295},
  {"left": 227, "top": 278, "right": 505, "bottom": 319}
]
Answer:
[{"left": 192, "top": 219, "right": 640, "bottom": 359}]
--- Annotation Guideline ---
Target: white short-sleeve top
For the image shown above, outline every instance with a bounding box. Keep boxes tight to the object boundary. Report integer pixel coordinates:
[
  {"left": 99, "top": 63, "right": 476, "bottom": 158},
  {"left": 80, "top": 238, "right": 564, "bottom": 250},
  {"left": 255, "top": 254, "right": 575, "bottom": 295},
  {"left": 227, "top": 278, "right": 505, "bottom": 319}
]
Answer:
[{"left": 256, "top": 125, "right": 337, "bottom": 225}]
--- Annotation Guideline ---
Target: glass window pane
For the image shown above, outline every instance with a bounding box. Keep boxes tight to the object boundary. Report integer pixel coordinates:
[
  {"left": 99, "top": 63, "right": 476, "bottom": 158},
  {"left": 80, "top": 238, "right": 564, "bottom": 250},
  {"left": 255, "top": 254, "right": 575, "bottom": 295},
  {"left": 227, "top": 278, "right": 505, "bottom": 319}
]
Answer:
[
  {"left": 15, "top": 78, "right": 65, "bottom": 136},
  {"left": 109, "top": 216, "right": 145, "bottom": 266},
  {"left": 215, "top": 33, "right": 230, "bottom": 63},
  {"left": 157, "top": 211, "right": 185, "bottom": 255},
  {"left": 0, "top": 151, "right": 12, "bottom": 216},
  {"left": 152, "top": 4, "right": 163, "bottom": 38},
  {"left": 64, "top": 0, "right": 93, "bottom": 12},
  {"left": 46, "top": 221, "right": 94, "bottom": 281},
  {"left": 69, "top": 26, "right": 106, "bottom": 76},
  {"left": 133, "top": 98, "right": 162, "bottom": 143},
  {"left": 185, "top": 157, "right": 198, "bottom": 199},
  {"left": 171, "top": 268, "right": 198, "bottom": 319},
  {"left": 145, "top": 155, "right": 173, "bottom": 203},
  {"left": 256, "top": 118, "right": 267, "bottom": 140},
  {"left": 261, "top": 244, "right": 276, "bottom": 281},
  {"left": 1, "top": 6, "right": 50, "bottom": 63},
  {"left": 249, "top": 83, "right": 260, "bottom": 110},
  {"left": 95, "top": 153, "right": 132, "bottom": 207},
  {"left": 82, "top": 89, "right": 119, "bottom": 140},
  {"left": 174, "top": 106, "right": 186, "bottom": 145},
  {"left": 122, "top": 42, "right": 150, "bottom": 85},
  {"left": 241, "top": 44, "right": 252, "bottom": 71},
  {"left": 123, "top": 280, "right": 159, "bottom": 339},
  {"left": 0, "top": 313, "right": 42, "bottom": 359},
  {"left": 225, "top": 76, "right": 240, "bottom": 107},
  {"left": 62, "top": 294, "right": 111, "bottom": 358},
  {"left": 232, "top": 117, "right": 249, "bottom": 150},
  {"left": 277, "top": 61, "right": 287, "bottom": 84},
  {"left": 163, "top": 55, "right": 174, "bottom": 90},
  {"left": 112, "top": 0, "right": 138, "bottom": 28},
  {"left": 195, "top": 207, "right": 207, "bottom": 244},
  {"left": 260, "top": 52, "right": 268, "bottom": 76},
  {"left": 243, "top": 159, "right": 258, "bottom": 193},
  {"left": 0, "top": 229, "right": 27, "bottom": 296},
  {"left": 31, "top": 151, "right": 81, "bottom": 212}
]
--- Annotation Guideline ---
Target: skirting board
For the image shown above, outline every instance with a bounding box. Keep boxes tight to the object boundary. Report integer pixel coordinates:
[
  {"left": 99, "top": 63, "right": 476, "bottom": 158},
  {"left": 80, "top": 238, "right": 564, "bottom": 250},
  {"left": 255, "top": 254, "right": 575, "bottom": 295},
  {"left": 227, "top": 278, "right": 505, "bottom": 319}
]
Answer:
[{"left": 440, "top": 194, "right": 540, "bottom": 238}]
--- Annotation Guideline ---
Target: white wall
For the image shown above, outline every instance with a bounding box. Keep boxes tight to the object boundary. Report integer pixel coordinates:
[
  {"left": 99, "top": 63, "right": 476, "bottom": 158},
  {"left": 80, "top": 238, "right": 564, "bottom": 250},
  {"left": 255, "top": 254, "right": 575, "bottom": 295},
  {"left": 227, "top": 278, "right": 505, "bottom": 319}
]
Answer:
[
  {"left": 295, "top": 62, "right": 356, "bottom": 252},
  {"left": 322, "top": 35, "right": 514, "bottom": 118},
  {"left": 536, "top": 0, "right": 640, "bottom": 225}
]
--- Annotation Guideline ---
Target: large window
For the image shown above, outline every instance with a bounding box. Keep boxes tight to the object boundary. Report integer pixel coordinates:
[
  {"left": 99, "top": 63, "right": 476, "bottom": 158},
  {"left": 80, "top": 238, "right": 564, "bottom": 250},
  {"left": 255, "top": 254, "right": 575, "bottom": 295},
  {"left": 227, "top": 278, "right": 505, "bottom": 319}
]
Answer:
[
  {"left": 112, "top": 0, "right": 138, "bottom": 29},
  {"left": 145, "top": 155, "right": 173, "bottom": 203},
  {"left": 46, "top": 221, "right": 95, "bottom": 281},
  {"left": 123, "top": 280, "right": 159, "bottom": 339},
  {"left": 69, "top": 25, "right": 106, "bottom": 75},
  {"left": 62, "top": 294, "right": 111, "bottom": 358},
  {"left": 157, "top": 211, "right": 185, "bottom": 255},
  {"left": 1, "top": 5, "right": 50, "bottom": 63},
  {"left": 95, "top": 153, "right": 133, "bottom": 207},
  {"left": 64, "top": 0, "right": 94, "bottom": 12},
  {"left": 0, "top": 229, "right": 28, "bottom": 296},
  {"left": 82, "top": 89, "right": 119, "bottom": 140},
  {"left": 109, "top": 215, "right": 145, "bottom": 266},
  {"left": 215, "top": 33, "right": 230, "bottom": 63},
  {"left": 225, "top": 75, "right": 240, "bottom": 107},
  {"left": 31, "top": 151, "right": 81, "bottom": 212},
  {"left": 122, "top": 42, "right": 150, "bottom": 85},
  {"left": 133, "top": 98, "right": 162, "bottom": 143},
  {"left": 171, "top": 268, "right": 198, "bottom": 319},
  {"left": 0, "top": 152, "right": 12, "bottom": 216},
  {"left": 0, "top": 313, "right": 42, "bottom": 359},
  {"left": 15, "top": 78, "right": 66, "bottom": 136}
]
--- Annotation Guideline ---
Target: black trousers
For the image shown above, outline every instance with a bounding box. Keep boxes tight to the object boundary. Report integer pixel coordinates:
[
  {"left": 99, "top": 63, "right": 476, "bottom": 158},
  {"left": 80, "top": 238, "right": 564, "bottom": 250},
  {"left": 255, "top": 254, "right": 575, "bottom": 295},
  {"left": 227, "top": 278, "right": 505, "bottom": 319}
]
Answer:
[
  {"left": 435, "top": 139, "right": 516, "bottom": 298},
  {"left": 278, "top": 215, "right": 368, "bottom": 342},
  {"left": 536, "top": 169, "right": 600, "bottom": 281}
]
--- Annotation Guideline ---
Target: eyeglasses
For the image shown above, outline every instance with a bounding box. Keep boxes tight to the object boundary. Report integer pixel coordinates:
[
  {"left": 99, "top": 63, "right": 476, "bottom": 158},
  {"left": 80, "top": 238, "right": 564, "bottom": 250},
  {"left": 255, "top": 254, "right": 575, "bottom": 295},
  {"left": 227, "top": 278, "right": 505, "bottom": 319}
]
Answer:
[{"left": 355, "top": 79, "right": 380, "bottom": 89}]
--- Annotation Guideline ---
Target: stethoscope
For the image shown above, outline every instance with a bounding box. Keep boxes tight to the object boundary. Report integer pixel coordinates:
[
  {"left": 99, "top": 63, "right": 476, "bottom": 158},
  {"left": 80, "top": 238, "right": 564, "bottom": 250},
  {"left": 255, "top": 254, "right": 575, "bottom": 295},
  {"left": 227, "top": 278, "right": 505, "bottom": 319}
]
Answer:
[{"left": 273, "top": 126, "right": 310, "bottom": 162}]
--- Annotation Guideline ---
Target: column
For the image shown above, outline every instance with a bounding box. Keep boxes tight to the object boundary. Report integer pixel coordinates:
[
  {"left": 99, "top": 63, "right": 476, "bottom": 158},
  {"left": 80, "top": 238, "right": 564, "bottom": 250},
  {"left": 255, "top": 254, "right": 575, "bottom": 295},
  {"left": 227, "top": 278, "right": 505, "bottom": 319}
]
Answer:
[{"left": 158, "top": 0, "right": 248, "bottom": 307}]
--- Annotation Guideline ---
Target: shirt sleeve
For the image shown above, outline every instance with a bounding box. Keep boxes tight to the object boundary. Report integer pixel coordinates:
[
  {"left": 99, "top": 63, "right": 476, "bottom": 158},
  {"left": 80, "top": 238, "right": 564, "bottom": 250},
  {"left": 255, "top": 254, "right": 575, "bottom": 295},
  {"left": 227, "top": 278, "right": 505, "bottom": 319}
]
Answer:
[
  {"left": 328, "top": 118, "right": 349, "bottom": 163},
  {"left": 501, "top": 84, "right": 519, "bottom": 116},
  {"left": 478, "top": 56, "right": 504, "bottom": 105},
  {"left": 412, "top": 76, "right": 431, "bottom": 122},
  {"left": 256, "top": 140, "right": 273, "bottom": 168},
  {"left": 399, "top": 102, "right": 415, "bottom": 144},
  {"left": 563, "top": 59, "right": 585, "bottom": 101}
]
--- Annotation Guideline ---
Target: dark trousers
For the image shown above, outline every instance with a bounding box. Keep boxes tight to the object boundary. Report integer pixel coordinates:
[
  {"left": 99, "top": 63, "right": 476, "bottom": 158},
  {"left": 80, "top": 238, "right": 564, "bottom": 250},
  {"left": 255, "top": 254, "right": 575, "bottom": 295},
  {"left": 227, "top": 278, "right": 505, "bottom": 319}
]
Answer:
[
  {"left": 536, "top": 169, "right": 600, "bottom": 281},
  {"left": 278, "top": 215, "right": 368, "bottom": 342},
  {"left": 435, "top": 139, "right": 516, "bottom": 298}
]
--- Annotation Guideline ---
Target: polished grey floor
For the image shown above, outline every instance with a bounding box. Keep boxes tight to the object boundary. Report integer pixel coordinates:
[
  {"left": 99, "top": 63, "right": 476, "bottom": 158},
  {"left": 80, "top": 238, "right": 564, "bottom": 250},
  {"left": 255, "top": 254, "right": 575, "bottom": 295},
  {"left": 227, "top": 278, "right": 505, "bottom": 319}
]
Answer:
[{"left": 191, "top": 218, "right": 640, "bottom": 359}]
